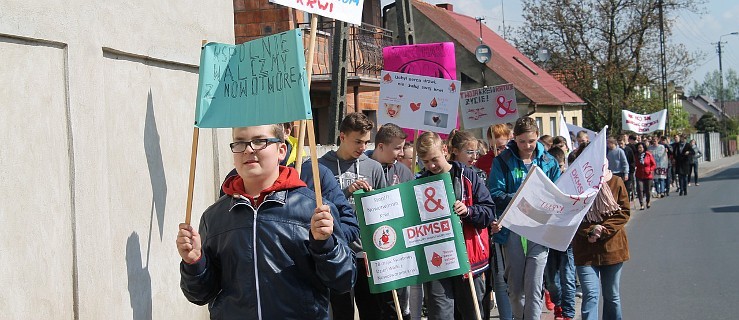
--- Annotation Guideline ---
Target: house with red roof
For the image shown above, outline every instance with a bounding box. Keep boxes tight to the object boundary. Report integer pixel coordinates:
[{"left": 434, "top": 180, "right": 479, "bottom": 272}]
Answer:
[{"left": 383, "top": 1, "right": 586, "bottom": 137}]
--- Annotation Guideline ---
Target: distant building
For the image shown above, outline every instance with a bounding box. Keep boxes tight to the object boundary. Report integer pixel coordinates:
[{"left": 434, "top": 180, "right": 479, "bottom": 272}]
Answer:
[{"left": 682, "top": 95, "right": 729, "bottom": 124}]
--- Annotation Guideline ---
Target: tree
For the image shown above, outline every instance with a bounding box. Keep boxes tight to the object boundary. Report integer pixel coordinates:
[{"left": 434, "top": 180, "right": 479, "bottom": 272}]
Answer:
[
  {"left": 688, "top": 69, "right": 739, "bottom": 100},
  {"left": 694, "top": 113, "right": 719, "bottom": 133},
  {"left": 514, "top": 0, "right": 702, "bottom": 135}
]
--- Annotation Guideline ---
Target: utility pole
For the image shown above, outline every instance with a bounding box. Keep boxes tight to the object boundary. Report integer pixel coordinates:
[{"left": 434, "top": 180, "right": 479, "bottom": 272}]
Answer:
[
  {"left": 717, "top": 32, "right": 739, "bottom": 143},
  {"left": 658, "top": 0, "right": 669, "bottom": 135},
  {"left": 476, "top": 17, "right": 486, "bottom": 84}
]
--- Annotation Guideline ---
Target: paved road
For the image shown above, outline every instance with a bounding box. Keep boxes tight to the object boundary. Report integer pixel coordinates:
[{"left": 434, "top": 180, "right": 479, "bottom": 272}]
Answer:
[{"left": 622, "top": 161, "right": 739, "bottom": 319}]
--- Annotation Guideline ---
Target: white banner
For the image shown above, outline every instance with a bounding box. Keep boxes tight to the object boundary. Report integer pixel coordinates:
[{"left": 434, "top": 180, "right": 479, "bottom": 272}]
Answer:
[
  {"left": 459, "top": 83, "right": 519, "bottom": 129},
  {"left": 500, "top": 127, "right": 608, "bottom": 251},
  {"left": 559, "top": 113, "right": 574, "bottom": 152},
  {"left": 269, "top": 0, "right": 364, "bottom": 25},
  {"left": 622, "top": 109, "right": 667, "bottom": 134},
  {"left": 378, "top": 71, "right": 461, "bottom": 134}
]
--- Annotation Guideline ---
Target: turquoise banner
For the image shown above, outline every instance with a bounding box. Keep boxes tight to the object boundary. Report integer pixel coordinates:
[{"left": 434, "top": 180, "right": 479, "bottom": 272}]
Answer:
[
  {"left": 354, "top": 173, "right": 470, "bottom": 293},
  {"left": 194, "top": 29, "right": 312, "bottom": 128}
]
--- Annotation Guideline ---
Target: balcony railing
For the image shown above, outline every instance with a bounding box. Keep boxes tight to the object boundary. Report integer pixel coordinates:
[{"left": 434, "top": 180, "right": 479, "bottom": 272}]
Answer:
[{"left": 298, "top": 21, "right": 393, "bottom": 80}]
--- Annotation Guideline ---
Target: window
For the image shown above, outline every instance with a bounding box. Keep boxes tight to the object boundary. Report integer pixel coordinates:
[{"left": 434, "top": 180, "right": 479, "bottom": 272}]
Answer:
[
  {"left": 572, "top": 117, "right": 578, "bottom": 126},
  {"left": 550, "top": 117, "right": 557, "bottom": 136},
  {"left": 535, "top": 117, "right": 543, "bottom": 132}
]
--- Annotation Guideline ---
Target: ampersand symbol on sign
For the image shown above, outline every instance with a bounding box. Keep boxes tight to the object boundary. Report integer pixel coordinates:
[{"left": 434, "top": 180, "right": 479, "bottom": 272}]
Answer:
[
  {"left": 423, "top": 187, "right": 444, "bottom": 212},
  {"left": 495, "top": 96, "right": 516, "bottom": 118}
]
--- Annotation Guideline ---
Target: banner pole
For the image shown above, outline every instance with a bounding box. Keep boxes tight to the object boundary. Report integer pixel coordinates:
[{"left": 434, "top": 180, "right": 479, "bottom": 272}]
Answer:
[
  {"left": 392, "top": 289, "right": 403, "bottom": 320},
  {"left": 185, "top": 127, "right": 200, "bottom": 225},
  {"left": 304, "top": 14, "right": 323, "bottom": 205},
  {"left": 185, "top": 39, "right": 208, "bottom": 225},
  {"left": 497, "top": 164, "right": 538, "bottom": 223},
  {"left": 295, "top": 120, "right": 306, "bottom": 175},
  {"left": 297, "top": 16, "right": 318, "bottom": 176},
  {"left": 468, "top": 271, "right": 482, "bottom": 320},
  {"left": 411, "top": 130, "right": 420, "bottom": 172}
]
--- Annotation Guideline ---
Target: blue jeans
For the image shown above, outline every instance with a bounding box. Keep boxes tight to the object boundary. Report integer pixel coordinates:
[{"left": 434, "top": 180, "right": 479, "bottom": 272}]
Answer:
[
  {"left": 545, "top": 245, "right": 576, "bottom": 318},
  {"left": 577, "top": 263, "right": 623, "bottom": 320},
  {"left": 503, "top": 233, "right": 548, "bottom": 320},
  {"left": 492, "top": 243, "right": 513, "bottom": 320},
  {"left": 653, "top": 178, "right": 665, "bottom": 194}
]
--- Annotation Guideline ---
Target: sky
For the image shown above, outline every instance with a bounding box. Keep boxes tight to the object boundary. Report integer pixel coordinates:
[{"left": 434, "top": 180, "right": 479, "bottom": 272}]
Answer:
[{"left": 380, "top": 0, "right": 739, "bottom": 92}]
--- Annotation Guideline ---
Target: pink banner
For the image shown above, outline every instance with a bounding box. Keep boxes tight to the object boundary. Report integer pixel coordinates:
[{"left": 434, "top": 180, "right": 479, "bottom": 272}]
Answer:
[{"left": 382, "top": 43, "right": 458, "bottom": 141}]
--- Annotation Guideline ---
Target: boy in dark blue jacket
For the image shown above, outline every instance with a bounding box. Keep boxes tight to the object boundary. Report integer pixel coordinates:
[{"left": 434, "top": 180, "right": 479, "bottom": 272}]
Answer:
[{"left": 177, "top": 125, "right": 355, "bottom": 319}]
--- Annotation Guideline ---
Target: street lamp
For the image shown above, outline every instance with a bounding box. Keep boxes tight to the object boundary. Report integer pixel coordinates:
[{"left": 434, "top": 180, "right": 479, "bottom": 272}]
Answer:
[{"left": 717, "top": 31, "right": 738, "bottom": 141}]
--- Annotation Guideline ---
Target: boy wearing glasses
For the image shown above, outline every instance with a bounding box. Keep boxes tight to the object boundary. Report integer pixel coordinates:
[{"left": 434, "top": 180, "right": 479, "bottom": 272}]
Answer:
[{"left": 177, "top": 124, "right": 356, "bottom": 319}]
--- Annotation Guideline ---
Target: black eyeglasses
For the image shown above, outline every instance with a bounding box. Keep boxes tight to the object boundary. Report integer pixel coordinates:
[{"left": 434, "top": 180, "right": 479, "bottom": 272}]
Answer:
[{"left": 230, "top": 138, "right": 282, "bottom": 153}]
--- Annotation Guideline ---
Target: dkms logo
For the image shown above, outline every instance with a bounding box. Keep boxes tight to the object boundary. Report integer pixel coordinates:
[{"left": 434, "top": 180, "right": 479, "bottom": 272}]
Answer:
[{"left": 373, "top": 225, "right": 397, "bottom": 251}]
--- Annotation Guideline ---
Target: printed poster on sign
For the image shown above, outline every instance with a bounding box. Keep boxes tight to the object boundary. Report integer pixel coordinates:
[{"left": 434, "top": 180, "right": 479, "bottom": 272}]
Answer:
[
  {"left": 459, "top": 83, "right": 519, "bottom": 129},
  {"left": 622, "top": 109, "right": 667, "bottom": 134},
  {"left": 353, "top": 173, "right": 470, "bottom": 293},
  {"left": 382, "top": 42, "right": 458, "bottom": 141},
  {"left": 194, "top": 30, "right": 312, "bottom": 128},
  {"left": 378, "top": 71, "right": 461, "bottom": 134},
  {"left": 269, "top": 0, "right": 364, "bottom": 25}
]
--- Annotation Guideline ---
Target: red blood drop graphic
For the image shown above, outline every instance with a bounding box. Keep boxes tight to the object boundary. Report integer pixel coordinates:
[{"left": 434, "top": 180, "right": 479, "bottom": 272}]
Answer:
[
  {"left": 430, "top": 98, "right": 438, "bottom": 107},
  {"left": 381, "top": 233, "right": 389, "bottom": 244},
  {"left": 431, "top": 252, "right": 443, "bottom": 267}
]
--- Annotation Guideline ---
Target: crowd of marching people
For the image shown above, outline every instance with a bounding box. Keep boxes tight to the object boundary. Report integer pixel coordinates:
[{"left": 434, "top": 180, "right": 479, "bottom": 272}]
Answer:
[{"left": 178, "top": 112, "right": 700, "bottom": 320}]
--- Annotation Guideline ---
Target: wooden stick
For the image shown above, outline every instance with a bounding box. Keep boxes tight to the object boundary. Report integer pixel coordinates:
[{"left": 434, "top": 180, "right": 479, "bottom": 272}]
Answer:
[
  {"left": 304, "top": 15, "right": 322, "bottom": 206},
  {"left": 497, "top": 164, "right": 538, "bottom": 222},
  {"left": 185, "top": 39, "right": 208, "bottom": 225},
  {"left": 295, "top": 120, "right": 306, "bottom": 175},
  {"left": 468, "top": 272, "right": 482, "bottom": 320},
  {"left": 185, "top": 127, "right": 200, "bottom": 225},
  {"left": 411, "top": 130, "right": 419, "bottom": 172},
  {"left": 392, "top": 289, "right": 403, "bottom": 320},
  {"left": 296, "top": 16, "right": 318, "bottom": 176},
  {"left": 307, "top": 119, "right": 322, "bottom": 205}
]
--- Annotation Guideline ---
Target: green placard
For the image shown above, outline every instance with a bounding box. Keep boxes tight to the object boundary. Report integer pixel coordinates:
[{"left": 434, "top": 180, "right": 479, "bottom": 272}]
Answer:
[
  {"left": 354, "top": 173, "right": 470, "bottom": 293},
  {"left": 194, "top": 29, "right": 312, "bottom": 128}
]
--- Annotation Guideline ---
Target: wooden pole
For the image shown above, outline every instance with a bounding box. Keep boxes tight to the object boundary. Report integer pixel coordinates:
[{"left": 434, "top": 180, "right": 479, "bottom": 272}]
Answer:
[
  {"left": 411, "top": 130, "right": 419, "bottom": 172},
  {"left": 468, "top": 272, "right": 482, "bottom": 320},
  {"left": 185, "top": 127, "right": 199, "bottom": 225},
  {"left": 304, "top": 14, "right": 323, "bottom": 205},
  {"left": 295, "top": 120, "right": 306, "bottom": 175},
  {"left": 185, "top": 40, "right": 208, "bottom": 225},
  {"left": 497, "top": 164, "right": 538, "bottom": 222},
  {"left": 392, "top": 289, "right": 403, "bottom": 320},
  {"left": 296, "top": 16, "right": 318, "bottom": 176}
]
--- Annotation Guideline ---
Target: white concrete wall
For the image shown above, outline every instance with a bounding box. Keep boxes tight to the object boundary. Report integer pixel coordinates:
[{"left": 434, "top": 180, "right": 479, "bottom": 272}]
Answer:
[{"left": 0, "top": 1, "right": 235, "bottom": 319}]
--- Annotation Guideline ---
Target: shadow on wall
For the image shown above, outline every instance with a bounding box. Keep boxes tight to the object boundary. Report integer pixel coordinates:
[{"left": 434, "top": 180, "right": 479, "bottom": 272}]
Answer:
[
  {"left": 126, "top": 232, "right": 152, "bottom": 320},
  {"left": 145, "top": 90, "right": 167, "bottom": 241}
]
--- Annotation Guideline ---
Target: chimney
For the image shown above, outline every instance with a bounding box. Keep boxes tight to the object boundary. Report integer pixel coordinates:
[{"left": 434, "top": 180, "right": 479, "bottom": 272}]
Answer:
[{"left": 436, "top": 3, "right": 453, "bottom": 11}]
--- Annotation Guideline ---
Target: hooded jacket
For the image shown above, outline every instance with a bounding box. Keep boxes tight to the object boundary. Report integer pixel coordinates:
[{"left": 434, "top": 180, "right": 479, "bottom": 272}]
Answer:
[
  {"left": 487, "top": 141, "right": 562, "bottom": 244},
  {"left": 220, "top": 161, "right": 360, "bottom": 244},
  {"left": 419, "top": 161, "right": 496, "bottom": 275},
  {"left": 182, "top": 166, "right": 356, "bottom": 320}
]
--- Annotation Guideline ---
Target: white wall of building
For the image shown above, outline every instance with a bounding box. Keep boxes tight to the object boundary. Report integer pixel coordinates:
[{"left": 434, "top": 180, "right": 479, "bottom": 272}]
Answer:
[{"left": 0, "top": 1, "right": 235, "bottom": 318}]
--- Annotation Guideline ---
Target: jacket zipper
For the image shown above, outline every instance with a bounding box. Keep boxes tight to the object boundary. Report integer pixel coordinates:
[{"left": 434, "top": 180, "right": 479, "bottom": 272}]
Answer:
[{"left": 240, "top": 194, "right": 282, "bottom": 320}]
